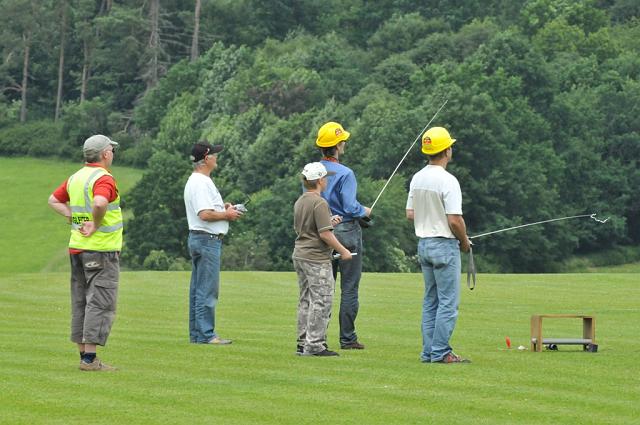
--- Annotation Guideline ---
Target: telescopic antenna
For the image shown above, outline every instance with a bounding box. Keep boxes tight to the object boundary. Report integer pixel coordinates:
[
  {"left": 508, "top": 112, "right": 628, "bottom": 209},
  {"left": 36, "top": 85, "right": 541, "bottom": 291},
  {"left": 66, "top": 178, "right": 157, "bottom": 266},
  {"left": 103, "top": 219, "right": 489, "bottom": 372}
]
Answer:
[{"left": 369, "top": 99, "right": 448, "bottom": 212}]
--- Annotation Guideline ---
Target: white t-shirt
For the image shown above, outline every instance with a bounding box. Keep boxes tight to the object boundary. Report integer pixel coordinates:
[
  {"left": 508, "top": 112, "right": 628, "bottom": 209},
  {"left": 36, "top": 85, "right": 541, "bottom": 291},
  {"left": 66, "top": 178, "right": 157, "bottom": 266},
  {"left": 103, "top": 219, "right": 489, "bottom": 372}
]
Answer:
[
  {"left": 184, "top": 173, "right": 229, "bottom": 235},
  {"left": 406, "top": 164, "right": 462, "bottom": 239}
]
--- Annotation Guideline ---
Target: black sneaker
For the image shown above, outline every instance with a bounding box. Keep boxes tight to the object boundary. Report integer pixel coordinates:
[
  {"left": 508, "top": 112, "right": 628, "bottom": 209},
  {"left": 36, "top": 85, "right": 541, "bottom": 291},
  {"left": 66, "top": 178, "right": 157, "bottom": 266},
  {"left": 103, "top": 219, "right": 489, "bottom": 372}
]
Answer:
[
  {"left": 297, "top": 343, "right": 328, "bottom": 355},
  {"left": 312, "top": 349, "right": 339, "bottom": 357}
]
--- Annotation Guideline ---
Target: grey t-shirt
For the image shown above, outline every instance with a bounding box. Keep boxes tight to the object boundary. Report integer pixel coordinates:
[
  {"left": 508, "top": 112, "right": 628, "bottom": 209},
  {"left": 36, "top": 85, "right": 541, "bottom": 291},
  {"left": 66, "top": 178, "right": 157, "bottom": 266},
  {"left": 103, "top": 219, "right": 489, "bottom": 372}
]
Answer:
[{"left": 292, "top": 192, "right": 334, "bottom": 262}]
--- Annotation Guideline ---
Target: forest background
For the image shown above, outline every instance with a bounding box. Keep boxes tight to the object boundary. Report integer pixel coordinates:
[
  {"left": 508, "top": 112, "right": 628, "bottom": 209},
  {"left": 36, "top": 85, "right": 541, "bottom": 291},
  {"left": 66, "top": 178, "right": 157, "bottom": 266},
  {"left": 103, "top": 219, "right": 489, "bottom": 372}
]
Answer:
[{"left": 1, "top": 0, "right": 638, "bottom": 273}]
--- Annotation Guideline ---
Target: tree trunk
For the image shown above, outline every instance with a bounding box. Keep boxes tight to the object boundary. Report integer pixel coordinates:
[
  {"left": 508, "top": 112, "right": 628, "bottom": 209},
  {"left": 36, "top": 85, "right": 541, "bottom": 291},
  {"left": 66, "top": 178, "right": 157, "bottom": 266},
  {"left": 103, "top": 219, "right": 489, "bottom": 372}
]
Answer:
[
  {"left": 20, "top": 31, "right": 31, "bottom": 122},
  {"left": 55, "top": 2, "right": 68, "bottom": 121},
  {"left": 99, "top": 0, "right": 112, "bottom": 15},
  {"left": 80, "top": 40, "right": 89, "bottom": 103},
  {"left": 147, "top": 0, "right": 160, "bottom": 90},
  {"left": 190, "top": 0, "right": 201, "bottom": 62},
  {"left": 82, "top": 0, "right": 111, "bottom": 103}
]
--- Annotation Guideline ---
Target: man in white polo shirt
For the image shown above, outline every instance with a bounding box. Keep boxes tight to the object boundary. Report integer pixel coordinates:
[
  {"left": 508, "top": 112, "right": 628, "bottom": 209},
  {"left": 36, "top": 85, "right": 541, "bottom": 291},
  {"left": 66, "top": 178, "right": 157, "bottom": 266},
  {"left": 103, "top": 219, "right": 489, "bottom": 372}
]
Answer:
[
  {"left": 184, "top": 141, "right": 243, "bottom": 345},
  {"left": 406, "top": 127, "right": 471, "bottom": 364}
]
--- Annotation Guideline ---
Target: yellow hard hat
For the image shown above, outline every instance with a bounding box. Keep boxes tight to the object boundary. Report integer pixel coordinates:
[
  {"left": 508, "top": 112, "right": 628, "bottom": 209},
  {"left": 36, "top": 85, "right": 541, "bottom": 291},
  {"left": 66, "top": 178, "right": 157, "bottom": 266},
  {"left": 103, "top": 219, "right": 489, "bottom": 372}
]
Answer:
[
  {"left": 421, "top": 127, "right": 456, "bottom": 155},
  {"left": 316, "top": 122, "right": 350, "bottom": 148}
]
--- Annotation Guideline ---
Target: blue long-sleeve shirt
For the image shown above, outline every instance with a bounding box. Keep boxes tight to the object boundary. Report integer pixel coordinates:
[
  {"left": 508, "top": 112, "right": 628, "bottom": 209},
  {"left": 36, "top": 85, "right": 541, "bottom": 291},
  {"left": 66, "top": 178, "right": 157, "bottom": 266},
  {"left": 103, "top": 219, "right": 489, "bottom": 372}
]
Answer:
[{"left": 320, "top": 159, "right": 367, "bottom": 221}]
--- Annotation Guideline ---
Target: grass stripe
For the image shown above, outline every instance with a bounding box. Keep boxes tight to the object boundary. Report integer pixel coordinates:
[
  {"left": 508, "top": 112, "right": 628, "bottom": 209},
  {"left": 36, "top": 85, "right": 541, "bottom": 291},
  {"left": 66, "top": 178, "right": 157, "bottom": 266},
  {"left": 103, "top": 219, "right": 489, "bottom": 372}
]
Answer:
[{"left": 1, "top": 271, "right": 639, "bottom": 424}]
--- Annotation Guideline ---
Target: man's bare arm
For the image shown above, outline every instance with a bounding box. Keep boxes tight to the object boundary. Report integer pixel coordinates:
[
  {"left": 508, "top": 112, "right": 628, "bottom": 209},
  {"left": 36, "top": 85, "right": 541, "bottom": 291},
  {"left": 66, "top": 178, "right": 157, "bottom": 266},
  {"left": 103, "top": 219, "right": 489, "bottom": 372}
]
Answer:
[
  {"left": 48, "top": 195, "right": 71, "bottom": 223},
  {"left": 447, "top": 214, "right": 471, "bottom": 252}
]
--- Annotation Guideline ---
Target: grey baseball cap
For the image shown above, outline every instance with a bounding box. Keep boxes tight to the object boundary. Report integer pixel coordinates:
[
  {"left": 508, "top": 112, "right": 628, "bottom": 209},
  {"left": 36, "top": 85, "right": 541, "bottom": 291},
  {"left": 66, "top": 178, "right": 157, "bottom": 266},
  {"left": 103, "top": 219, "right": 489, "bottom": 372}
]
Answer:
[{"left": 83, "top": 135, "right": 118, "bottom": 155}]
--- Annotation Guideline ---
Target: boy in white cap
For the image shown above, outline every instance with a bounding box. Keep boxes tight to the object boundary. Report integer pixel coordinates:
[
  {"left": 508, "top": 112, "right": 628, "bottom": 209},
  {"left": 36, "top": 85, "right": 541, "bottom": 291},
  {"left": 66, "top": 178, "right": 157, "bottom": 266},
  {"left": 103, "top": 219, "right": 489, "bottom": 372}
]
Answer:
[{"left": 293, "top": 162, "right": 352, "bottom": 356}]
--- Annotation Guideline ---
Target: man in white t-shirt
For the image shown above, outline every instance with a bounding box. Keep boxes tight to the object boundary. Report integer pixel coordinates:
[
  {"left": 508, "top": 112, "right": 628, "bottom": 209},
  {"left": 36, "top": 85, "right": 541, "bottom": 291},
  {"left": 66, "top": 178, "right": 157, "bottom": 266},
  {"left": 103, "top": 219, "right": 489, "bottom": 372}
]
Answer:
[
  {"left": 406, "top": 127, "right": 471, "bottom": 364},
  {"left": 184, "top": 142, "right": 243, "bottom": 344}
]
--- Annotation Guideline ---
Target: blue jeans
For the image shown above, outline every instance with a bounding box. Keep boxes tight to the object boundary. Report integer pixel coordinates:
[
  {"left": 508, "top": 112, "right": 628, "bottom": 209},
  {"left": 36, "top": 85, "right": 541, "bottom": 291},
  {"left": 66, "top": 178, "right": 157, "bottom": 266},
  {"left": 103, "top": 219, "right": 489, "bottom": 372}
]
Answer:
[
  {"left": 188, "top": 233, "right": 222, "bottom": 343},
  {"left": 418, "top": 237, "right": 461, "bottom": 362},
  {"left": 332, "top": 220, "right": 363, "bottom": 345}
]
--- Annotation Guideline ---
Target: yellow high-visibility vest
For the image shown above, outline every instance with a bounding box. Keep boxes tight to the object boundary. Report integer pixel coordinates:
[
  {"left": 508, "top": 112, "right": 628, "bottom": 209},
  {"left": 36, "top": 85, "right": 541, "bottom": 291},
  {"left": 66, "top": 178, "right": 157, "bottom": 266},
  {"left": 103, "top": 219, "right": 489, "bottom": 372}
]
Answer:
[{"left": 67, "top": 166, "right": 123, "bottom": 251}]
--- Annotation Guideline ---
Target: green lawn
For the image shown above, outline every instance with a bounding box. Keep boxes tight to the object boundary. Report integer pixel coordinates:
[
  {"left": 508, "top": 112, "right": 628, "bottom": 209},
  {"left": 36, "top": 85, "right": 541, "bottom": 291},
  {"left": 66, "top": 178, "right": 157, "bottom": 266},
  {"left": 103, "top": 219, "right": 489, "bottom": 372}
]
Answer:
[
  {"left": 0, "top": 157, "right": 142, "bottom": 274},
  {"left": 1, "top": 272, "right": 638, "bottom": 424}
]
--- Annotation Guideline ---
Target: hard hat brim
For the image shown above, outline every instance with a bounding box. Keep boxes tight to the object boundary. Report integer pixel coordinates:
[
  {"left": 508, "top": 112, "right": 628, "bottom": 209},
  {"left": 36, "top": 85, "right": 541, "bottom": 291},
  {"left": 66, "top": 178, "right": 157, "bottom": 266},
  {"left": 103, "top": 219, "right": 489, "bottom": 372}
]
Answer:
[
  {"left": 316, "top": 130, "right": 350, "bottom": 147},
  {"left": 337, "top": 130, "right": 350, "bottom": 144},
  {"left": 421, "top": 138, "right": 456, "bottom": 155}
]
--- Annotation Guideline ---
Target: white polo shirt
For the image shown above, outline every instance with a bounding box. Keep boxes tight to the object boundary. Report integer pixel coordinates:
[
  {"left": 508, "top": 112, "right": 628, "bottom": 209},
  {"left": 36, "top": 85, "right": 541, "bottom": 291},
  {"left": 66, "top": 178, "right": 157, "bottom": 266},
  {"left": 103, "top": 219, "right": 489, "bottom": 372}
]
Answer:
[
  {"left": 406, "top": 164, "right": 462, "bottom": 239},
  {"left": 184, "top": 173, "right": 229, "bottom": 235}
]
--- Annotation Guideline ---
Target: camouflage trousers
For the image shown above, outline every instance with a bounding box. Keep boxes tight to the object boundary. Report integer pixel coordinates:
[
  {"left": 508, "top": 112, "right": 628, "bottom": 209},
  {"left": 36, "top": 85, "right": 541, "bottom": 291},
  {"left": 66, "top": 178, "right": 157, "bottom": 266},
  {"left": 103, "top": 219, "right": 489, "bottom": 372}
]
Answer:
[{"left": 293, "top": 258, "right": 335, "bottom": 354}]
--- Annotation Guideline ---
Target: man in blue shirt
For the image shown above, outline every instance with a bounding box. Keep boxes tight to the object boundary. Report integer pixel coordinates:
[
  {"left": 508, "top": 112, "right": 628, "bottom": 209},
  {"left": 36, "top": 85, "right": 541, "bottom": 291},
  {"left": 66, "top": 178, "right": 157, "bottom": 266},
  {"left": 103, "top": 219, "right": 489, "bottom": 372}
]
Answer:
[{"left": 316, "top": 122, "right": 371, "bottom": 350}]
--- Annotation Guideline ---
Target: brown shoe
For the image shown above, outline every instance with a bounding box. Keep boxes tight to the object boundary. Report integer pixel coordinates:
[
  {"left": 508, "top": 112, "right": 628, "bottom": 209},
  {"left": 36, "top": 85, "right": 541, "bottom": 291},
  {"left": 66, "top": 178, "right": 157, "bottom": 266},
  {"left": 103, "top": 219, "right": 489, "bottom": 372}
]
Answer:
[
  {"left": 435, "top": 352, "right": 471, "bottom": 364},
  {"left": 79, "top": 358, "right": 117, "bottom": 371},
  {"left": 208, "top": 337, "right": 232, "bottom": 345},
  {"left": 340, "top": 341, "right": 365, "bottom": 350}
]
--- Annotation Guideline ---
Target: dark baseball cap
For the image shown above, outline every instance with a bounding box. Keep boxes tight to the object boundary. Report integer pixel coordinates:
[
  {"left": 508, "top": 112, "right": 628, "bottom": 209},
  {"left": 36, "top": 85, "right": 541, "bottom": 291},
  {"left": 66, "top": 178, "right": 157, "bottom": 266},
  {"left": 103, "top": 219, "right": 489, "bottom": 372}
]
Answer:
[{"left": 190, "top": 142, "right": 223, "bottom": 162}]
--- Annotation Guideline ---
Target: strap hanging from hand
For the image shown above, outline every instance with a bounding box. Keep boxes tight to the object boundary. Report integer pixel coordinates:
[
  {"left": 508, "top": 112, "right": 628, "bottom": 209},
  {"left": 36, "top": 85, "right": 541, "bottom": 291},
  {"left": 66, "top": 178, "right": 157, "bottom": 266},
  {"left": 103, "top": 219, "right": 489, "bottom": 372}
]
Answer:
[{"left": 466, "top": 246, "right": 476, "bottom": 290}]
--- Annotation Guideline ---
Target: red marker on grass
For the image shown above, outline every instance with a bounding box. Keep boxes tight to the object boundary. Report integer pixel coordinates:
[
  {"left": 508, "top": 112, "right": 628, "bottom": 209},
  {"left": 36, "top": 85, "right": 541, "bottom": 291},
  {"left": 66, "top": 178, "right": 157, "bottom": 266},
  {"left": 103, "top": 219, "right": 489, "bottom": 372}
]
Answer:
[{"left": 505, "top": 336, "right": 511, "bottom": 349}]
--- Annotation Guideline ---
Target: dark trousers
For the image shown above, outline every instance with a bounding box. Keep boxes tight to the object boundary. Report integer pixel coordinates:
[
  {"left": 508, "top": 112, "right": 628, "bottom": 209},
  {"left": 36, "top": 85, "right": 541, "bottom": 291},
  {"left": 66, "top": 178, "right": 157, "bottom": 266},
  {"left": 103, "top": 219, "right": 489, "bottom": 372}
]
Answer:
[{"left": 332, "top": 220, "right": 363, "bottom": 345}]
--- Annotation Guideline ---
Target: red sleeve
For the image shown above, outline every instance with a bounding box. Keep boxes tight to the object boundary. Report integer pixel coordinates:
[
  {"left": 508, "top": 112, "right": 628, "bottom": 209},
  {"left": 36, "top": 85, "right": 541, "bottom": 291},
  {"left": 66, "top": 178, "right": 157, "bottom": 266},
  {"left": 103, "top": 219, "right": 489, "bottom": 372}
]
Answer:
[
  {"left": 93, "top": 175, "right": 118, "bottom": 203},
  {"left": 52, "top": 180, "right": 70, "bottom": 203}
]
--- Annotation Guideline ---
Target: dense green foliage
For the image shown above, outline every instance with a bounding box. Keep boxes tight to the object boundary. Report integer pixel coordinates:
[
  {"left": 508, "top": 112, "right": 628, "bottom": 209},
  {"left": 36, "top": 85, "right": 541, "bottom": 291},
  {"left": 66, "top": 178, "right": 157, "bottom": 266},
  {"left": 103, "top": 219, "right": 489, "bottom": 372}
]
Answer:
[
  {"left": 1, "top": 1, "right": 638, "bottom": 271},
  {"left": 2, "top": 156, "right": 632, "bottom": 275},
  {"left": 1, "top": 271, "right": 639, "bottom": 423}
]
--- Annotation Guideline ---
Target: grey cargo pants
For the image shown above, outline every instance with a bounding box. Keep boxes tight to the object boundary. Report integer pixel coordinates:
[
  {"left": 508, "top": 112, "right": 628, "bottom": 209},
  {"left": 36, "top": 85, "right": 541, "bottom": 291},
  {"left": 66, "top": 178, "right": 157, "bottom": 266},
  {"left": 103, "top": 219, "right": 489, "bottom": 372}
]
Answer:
[{"left": 69, "top": 251, "right": 119, "bottom": 346}]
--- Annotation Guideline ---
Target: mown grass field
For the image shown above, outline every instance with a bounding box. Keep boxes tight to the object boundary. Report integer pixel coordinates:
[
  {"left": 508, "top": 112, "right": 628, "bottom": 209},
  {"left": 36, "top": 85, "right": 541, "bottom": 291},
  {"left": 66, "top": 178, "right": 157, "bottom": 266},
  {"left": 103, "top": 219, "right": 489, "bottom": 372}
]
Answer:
[
  {"left": 1, "top": 271, "right": 638, "bottom": 424},
  {"left": 0, "top": 157, "right": 142, "bottom": 274}
]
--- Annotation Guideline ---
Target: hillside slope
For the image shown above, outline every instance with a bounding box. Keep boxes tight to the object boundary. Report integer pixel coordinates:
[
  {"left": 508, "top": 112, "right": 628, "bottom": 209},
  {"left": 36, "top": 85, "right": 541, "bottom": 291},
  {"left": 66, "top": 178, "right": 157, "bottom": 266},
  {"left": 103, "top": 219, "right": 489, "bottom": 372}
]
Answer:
[{"left": 0, "top": 157, "right": 143, "bottom": 274}]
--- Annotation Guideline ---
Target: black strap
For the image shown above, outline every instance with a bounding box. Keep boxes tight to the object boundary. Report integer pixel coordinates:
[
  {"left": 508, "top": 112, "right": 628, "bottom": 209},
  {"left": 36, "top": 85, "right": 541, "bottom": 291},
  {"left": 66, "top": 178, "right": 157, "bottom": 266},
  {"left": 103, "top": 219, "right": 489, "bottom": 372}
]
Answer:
[
  {"left": 466, "top": 246, "right": 476, "bottom": 290},
  {"left": 358, "top": 216, "right": 373, "bottom": 228}
]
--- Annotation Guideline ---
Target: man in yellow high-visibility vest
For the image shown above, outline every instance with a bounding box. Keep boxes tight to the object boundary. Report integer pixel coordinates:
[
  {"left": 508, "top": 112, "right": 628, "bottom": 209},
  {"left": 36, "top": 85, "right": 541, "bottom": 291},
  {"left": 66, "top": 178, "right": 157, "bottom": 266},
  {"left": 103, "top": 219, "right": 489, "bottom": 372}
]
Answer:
[{"left": 48, "top": 135, "right": 123, "bottom": 371}]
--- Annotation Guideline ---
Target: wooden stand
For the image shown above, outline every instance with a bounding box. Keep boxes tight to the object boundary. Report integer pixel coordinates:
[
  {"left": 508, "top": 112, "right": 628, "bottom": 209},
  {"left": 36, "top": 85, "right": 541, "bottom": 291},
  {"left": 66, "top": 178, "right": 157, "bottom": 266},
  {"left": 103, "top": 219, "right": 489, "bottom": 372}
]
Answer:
[{"left": 530, "top": 314, "right": 597, "bottom": 352}]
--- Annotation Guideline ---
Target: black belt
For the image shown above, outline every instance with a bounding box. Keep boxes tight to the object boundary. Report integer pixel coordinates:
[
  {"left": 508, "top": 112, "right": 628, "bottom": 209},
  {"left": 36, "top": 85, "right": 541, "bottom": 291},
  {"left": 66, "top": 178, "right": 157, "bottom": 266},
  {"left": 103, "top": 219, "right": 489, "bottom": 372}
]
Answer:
[{"left": 189, "top": 230, "right": 224, "bottom": 240}]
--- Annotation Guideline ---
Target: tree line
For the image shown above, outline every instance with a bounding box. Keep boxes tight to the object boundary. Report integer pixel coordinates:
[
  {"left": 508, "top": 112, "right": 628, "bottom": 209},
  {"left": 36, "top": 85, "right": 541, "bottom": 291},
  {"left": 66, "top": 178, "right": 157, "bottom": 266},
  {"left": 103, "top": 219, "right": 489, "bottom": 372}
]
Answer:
[{"left": 1, "top": 0, "right": 638, "bottom": 272}]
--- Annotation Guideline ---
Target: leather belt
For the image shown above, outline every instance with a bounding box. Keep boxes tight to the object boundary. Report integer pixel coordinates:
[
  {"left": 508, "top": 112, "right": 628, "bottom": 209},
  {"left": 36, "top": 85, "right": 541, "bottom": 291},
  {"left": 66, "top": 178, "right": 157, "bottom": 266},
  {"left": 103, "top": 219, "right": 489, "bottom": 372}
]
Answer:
[{"left": 189, "top": 230, "right": 224, "bottom": 240}]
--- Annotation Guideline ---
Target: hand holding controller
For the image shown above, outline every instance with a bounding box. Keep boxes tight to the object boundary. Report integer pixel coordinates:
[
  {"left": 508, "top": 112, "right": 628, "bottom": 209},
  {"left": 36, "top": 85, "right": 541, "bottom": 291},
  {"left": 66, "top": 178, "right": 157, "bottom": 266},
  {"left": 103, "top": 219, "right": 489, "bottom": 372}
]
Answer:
[{"left": 234, "top": 204, "right": 247, "bottom": 213}]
